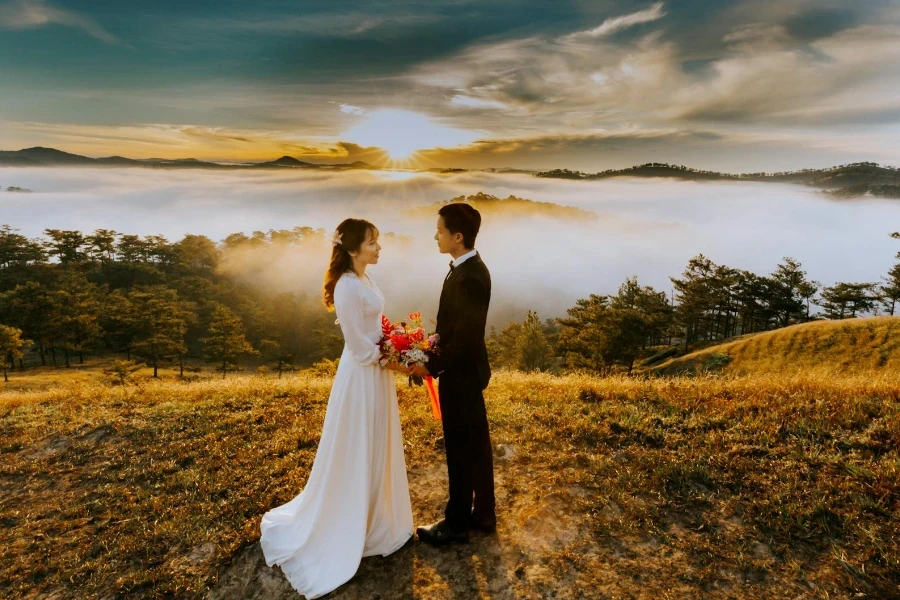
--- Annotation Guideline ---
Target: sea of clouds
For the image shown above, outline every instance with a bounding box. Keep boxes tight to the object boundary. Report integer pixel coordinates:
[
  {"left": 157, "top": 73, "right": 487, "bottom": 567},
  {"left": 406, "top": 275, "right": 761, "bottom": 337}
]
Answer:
[{"left": 1, "top": 166, "right": 898, "bottom": 326}]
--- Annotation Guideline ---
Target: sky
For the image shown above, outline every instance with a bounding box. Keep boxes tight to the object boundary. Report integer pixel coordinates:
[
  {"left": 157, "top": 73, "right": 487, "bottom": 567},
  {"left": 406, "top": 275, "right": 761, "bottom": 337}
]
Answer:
[{"left": 1, "top": 0, "right": 900, "bottom": 171}]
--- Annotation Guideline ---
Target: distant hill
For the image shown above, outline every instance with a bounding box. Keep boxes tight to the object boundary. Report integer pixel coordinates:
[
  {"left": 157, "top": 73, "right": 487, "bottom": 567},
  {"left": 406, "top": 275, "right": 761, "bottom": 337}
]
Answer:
[
  {"left": 535, "top": 161, "right": 900, "bottom": 197},
  {"left": 0, "top": 147, "right": 382, "bottom": 171},
  {"left": 426, "top": 167, "right": 469, "bottom": 174},
  {"left": 0, "top": 147, "right": 95, "bottom": 166},
  {"left": 824, "top": 184, "right": 900, "bottom": 200},
  {"left": 800, "top": 162, "right": 900, "bottom": 188},
  {"left": 482, "top": 167, "right": 538, "bottom": 174},
  {"left": 96, "top": 155, "right": 142, "bottom": 166},
  {"left": 253, "top": 156, "right": 317, "bottom": 168},
  {"left": 644, "top": 316, "right": 900, "bottom": 376},
  {"left": 537, "top": 164, "right": 735, "bottom": 181},
  {"left": 409, "top": 191, "right": 597, "bottom": 220}
]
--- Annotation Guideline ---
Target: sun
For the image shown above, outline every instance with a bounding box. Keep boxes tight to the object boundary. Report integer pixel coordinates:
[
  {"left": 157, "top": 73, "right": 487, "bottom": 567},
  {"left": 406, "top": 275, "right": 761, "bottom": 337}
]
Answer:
[{"left": 341, "top": 109, "right": 477, "bottom": 161}]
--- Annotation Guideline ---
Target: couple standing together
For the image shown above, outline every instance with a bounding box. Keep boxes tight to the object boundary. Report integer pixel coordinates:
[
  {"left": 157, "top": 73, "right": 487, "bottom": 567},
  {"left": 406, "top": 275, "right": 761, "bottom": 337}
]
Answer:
[{"left": 259, "top": 203, "right": 496, "bottom": 599}]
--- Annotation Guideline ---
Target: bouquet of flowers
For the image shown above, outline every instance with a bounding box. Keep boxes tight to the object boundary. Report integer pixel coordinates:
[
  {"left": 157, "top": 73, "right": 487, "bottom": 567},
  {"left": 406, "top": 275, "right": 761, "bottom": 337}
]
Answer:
[{"left": 378, "top": 312, "right": 442, "bottom": 419}]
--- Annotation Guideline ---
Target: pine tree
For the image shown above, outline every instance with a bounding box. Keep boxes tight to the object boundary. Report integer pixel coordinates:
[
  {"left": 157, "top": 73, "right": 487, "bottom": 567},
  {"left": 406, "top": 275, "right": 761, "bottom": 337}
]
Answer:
[
  {"left": 86, "top": 229, "right": 119, "bottom": 263},
  {"left": 48, "top": 273, "right": 103, "bottom": 367},
  {"left": 116, "top": 234, "right": 145, "bottom": 263},
  {"left": 101, "top": 290, "right": 140, "bottom": 359},
  {"left": 0, "top": 281, "right": 54, "bottom": 366},
  {"left": 486, "top": 321, "right": 523, "bottom": 368},
  {"left": 817, "top": 282, "right": 878, "bottom": 319},
  {"left": 129, "top": 286, "right": 194, "bottom": 378},
  {"left": 608, "top": 276, "right": 673, "bottom": 347},
  {"left": 0, "top": 225, "right": 46, "bottom": 269},
  {"left": 771, "top": 257, "right": 813, "bottom": 326},
  {"left": 259, "top": 339, "right": 294, "bottom": 377},
  {"left": 43, "top": 229, "right": 88, "bottom": 265},
  {"left": 201, "top": 303, "right": 257, "bottom": 378},
  {"left": 670, "top": 255, "right": 720, "bottom": 348},
  {"left": 516, "top": 311, "right": 552, "bottom": 371},
  {"left": 880, "top": 264, "right": 900, "bottom": 316},
  {"left": 600, "top": 308, "right": 652, "bottom": 373},
  {"left": 881, "top": 232, "right": 900, "bottom": 316},
  {"left": 0, "top": 325, "right": 29, "bottom": 382},
  {"left": 557, "top": 294, "right": 611, "bottom": 372},
  {"left": 797, "top": 279, "right": 821, "bottom": 321},
  {"left": 174, "top": 235, "right": 220, "bottom": 273}
]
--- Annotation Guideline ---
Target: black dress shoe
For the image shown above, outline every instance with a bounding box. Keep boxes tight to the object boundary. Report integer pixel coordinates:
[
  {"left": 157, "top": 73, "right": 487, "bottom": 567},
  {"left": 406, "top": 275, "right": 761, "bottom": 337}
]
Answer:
[
  {"left": 470, "top": 510, "right": 497, "bottom": 534},
  {"left": 416, "top": 519, "right": 469, "bottom": 546}
]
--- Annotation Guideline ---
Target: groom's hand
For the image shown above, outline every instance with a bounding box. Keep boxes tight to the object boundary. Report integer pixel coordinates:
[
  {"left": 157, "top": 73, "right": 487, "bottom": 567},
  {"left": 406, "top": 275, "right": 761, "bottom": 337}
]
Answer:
[{"left": 409, "top": 364, "right": 429, "bottom": 378}]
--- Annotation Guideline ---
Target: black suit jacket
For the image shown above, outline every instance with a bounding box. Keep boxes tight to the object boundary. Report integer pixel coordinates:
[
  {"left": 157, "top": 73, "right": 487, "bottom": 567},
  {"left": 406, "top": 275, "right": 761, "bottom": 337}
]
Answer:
[{"left": 427, "top": 252, "right": 492, "bottom": 390}]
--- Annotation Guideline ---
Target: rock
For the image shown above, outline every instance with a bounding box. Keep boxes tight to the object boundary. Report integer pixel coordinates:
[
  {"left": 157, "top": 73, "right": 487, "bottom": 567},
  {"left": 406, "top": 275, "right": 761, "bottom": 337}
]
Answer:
[
  {"left": 188, "top": 542, "right": 217, "bottom": 566},
  {"left": 753, "top": 541, "right": 773, "bottom": 560},
  {"left": 495, "top": 444, "right": 517, "bottom": 460}
]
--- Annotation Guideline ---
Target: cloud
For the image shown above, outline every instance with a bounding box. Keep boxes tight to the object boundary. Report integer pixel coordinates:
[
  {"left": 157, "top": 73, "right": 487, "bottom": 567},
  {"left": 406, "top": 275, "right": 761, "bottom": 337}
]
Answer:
[
  {"left": 0, "top": 120, "right": 392, "bottom": 163},
  {"left": 412, "top": 28, "right": 687, "bottom": 127},
  {"left": 566, "top": 2, "right": 667, "bottom": 39},
  {"left": 669, "top": 24, "right": 900, "bottom": 124},
  {"left": 721, "top": 23, "right": 792, "bottom": 50},
  {"left": 158, "top": 12, "right": 447, "bottom": 42},
  {"left": 179, "top": 127, "right": 253, "bottom": 144},
  {"left": 449, "top": 95, "right": 508, "bottom": 111},
  {"left": 340, "top": 104, "right": 366, "bottom": 115},
  {"left": 2, "top": 167, "right": 897, "bottom": 326},
  {"left": 0, "top": 0, "right": 118, "bottom": 44},
  {"left": 409, "top": 7, "right": 900, "bottom": 137},
  {"left": 417, "top": 127, "right": 900, "bottom": 171}
]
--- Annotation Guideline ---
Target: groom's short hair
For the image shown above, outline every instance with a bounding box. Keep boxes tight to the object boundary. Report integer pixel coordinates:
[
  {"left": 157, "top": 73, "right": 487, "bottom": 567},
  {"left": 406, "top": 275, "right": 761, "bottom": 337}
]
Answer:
[{"left": 439, "top": 203, "right": 481, "bottom": 249}]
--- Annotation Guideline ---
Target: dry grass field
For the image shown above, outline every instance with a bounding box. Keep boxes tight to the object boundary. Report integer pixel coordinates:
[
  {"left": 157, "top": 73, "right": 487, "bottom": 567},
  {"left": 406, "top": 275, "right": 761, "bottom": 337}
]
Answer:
[
  {"left": 646, "top": 316, "right": 900, "bottom": 377},
  {"left": 2, "top": 359, "right": 898, "bottom": 599}
]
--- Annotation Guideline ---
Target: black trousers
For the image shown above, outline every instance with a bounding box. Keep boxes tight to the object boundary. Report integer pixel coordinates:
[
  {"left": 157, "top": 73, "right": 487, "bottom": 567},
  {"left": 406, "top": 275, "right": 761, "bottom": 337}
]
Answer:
[{"left": 438, "top": 370, "right": 495, "bottom": 533}]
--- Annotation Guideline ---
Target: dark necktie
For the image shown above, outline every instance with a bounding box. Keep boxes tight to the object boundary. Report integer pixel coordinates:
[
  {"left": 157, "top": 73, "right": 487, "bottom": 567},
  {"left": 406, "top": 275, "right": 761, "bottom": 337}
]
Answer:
[{"left": 445, "top": 261, "right": 455, "bottom": 281}]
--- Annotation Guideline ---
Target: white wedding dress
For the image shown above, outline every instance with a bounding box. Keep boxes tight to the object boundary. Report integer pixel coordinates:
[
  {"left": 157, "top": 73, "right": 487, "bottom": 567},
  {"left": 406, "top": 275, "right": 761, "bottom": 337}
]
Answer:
[{"left": 260, "top": 271, "right": 414, "bottom": 599}]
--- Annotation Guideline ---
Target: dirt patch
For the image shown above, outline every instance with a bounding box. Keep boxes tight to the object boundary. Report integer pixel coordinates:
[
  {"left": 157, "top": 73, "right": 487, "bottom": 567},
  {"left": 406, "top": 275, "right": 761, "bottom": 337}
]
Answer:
[
  {"left": 209, "top": 452, "right": 854, "bottom": 600},
  {"left": 209, "top": 449, "right": 605, "bottom": 599}
]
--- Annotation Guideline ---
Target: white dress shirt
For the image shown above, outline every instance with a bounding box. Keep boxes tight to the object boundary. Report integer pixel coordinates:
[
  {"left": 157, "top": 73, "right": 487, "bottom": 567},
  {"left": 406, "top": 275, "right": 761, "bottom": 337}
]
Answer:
[{"left": 452, "top": 248, "right": 478, "bottom": 268}]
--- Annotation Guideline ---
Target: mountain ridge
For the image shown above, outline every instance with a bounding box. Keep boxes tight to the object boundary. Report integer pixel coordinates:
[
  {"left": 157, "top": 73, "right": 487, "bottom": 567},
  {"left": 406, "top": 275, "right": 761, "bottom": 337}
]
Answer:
[
  {"left": 0, "top": 147, "right": 381, "bottom": 171},
  {"left": 1, "top": 148, "right": 899, "bottom": 198},
  {"left": 534, "top": 161, "right": 900, "bottom": 198}
]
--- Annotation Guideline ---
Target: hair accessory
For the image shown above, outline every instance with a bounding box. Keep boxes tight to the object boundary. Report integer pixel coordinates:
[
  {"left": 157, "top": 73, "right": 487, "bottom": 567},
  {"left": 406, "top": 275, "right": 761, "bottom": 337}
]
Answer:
[{"left": 331, "top": 230, "right": 343, "bottom": 247}]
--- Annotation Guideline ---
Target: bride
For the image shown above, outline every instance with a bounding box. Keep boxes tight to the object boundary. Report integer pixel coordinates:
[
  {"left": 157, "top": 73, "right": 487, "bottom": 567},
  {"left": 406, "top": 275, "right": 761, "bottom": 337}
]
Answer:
[{"left": 260, "top": 218, "right": 414, "bottom": 598}]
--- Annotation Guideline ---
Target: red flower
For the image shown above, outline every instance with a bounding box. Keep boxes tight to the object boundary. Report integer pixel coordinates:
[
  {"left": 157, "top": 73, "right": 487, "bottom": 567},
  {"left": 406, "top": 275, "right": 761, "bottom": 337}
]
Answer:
[
  {"left": 381, "top": 315, "right": 393, "bottom": 337},
  {"left": 390, "top": 334, "right": 411, "bottom": 353}
]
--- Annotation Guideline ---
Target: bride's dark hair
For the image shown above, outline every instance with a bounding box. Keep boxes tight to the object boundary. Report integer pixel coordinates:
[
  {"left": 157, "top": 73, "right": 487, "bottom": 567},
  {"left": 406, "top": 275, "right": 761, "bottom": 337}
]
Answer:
[{"left": 323, "top": 218, "right": 379, "bottom": 310}]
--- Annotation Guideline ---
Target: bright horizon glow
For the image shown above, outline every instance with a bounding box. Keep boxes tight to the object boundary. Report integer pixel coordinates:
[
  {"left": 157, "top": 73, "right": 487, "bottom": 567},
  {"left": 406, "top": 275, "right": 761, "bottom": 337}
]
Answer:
[
  {"left": 341, "top": 109, "right": 479, "bottom": 160},
  {"left": 375, "top": 170, "right": 422, "bottom": 181}
]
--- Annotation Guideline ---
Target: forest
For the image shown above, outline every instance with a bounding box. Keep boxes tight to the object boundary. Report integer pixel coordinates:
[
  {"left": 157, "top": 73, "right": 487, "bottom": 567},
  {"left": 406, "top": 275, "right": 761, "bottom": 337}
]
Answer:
[{"left": 0, "top": 224, "right": 898, "bottom": 379}]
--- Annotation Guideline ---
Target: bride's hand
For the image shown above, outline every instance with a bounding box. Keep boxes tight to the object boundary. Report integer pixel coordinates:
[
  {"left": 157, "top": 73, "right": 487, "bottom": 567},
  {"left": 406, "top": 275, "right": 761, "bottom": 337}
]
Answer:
[{"left": 384, "top": 361, "right": 408, "bottom": 373}]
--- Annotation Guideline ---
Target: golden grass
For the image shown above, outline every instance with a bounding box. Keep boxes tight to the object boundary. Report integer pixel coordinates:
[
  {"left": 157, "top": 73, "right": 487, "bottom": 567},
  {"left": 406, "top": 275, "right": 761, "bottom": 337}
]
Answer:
[
  {"left": 1, "top": 370, "right": 898, "bottom": 598},
  {"left": 647, "top": 316, "right": 900, "bottom": 376},
  {"left": 1, "top": 356, "right": 248, "bottom": 393}
]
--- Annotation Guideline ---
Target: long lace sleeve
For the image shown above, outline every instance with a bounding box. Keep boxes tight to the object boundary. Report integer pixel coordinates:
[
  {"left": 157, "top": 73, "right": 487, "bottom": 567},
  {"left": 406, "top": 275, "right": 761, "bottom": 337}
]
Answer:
[{"left": 333, "top": 276, "right": 382, "bottom": 366}]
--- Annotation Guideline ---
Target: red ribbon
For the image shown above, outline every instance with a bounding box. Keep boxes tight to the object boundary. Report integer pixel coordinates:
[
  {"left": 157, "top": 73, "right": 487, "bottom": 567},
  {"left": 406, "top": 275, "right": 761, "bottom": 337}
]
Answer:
[{"left": 425, "top": 375, "right": 441, "bottom": 420}]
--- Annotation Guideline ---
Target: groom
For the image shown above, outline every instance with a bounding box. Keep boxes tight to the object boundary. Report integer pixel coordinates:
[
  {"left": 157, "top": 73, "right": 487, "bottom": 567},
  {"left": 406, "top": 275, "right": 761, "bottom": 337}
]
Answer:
[{"left": 410, "top": 203, "right": 496, "bottom": 546}]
